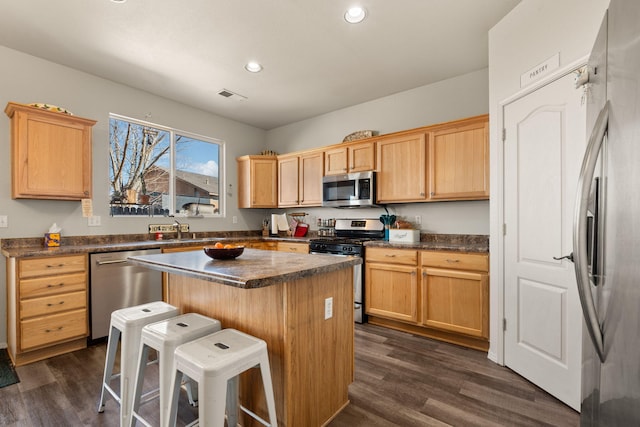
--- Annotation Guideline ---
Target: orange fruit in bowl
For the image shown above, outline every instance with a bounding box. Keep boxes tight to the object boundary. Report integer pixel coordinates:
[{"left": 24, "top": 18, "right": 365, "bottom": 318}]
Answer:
[
  {"left": 224, "top": 244, "right": 234, "bottom": 249},
  {"left": 214, "top": 242, "right": 224, "bottom": 249}
]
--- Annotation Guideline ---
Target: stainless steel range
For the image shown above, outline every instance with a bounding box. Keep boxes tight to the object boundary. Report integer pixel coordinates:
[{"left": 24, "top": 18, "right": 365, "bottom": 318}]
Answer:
[{"left": 309, "top": 218, "right": 384, "bottom": 323}]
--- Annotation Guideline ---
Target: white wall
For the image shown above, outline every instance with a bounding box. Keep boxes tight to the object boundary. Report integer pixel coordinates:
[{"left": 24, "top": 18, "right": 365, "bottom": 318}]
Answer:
[
  {"left": 488, "top": 0, "right": 609, "bottom": 362},
  {"left": 0, "top": 46, "right": 268, "bottom": 346},
  {"left": 266, "top": 68, "right": 491, "bottom": 235}
]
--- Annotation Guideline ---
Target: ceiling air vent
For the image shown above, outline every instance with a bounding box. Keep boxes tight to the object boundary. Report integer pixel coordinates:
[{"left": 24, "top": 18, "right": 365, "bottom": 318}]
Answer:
[{"left": 217, "top": 89, "right": 247, "bottom": 101}]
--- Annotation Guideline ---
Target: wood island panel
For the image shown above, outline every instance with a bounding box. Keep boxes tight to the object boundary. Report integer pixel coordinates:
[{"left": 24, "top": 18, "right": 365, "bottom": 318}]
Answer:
[{"left": 166, "top": 266, "right": 354, "bottom": 427}]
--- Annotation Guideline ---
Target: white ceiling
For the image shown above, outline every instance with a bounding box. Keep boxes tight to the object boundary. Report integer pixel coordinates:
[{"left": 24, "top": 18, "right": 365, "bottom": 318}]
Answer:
[{"left": 0, "top": 0, "right": 520, "bottom": 130}]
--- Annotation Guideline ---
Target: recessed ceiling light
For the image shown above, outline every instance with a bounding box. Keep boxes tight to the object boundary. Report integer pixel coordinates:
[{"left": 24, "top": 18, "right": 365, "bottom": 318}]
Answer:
[
  {"left": 110, "top": 0, "right": 126, "bottom": 3},
  {"left": 344, "top": 6, "right": 367, "bottom": 24},
  {"left": 245, "top": 62, "right": 263, "bottom": 73}
]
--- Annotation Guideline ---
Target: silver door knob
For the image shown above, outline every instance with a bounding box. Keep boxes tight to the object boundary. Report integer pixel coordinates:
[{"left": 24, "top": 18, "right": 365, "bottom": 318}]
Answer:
[{"left": 553, "top": 253, "right": 574, "bottom": 262}]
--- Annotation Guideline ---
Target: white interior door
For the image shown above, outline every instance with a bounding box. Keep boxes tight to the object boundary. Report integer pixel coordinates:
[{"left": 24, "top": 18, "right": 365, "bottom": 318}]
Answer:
[{"left": 503, "top": 72, "right": 585, "bottom": 410}]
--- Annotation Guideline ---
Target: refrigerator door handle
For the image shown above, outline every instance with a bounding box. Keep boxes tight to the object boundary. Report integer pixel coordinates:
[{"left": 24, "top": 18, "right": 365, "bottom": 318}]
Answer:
[{"left": 574, "top": 101, "right": 608, "bottom": 363}]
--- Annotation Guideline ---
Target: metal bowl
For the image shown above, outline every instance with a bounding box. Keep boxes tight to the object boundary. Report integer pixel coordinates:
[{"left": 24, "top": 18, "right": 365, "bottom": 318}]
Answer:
[{"left": 203, "top": 246, "right": 244, "bottom": 260}]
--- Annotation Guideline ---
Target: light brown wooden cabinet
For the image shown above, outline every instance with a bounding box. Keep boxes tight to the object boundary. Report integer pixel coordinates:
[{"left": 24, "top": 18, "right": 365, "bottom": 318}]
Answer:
[
  {"left": 365, "top": 247, "right": 419, "bottom": 323},
  {"left": 5, "top": 102, "right": 96, "bottom": 200},
  {"left": 420, "top": 251, "right": 489, "bottom": 339},
  {"left": 324, "top": 141, "right": 375, "bottom": 175},
  {"left": 365, "top": 246, "right": 490, "bottom": 351},
  {"left": 237, "top": 155, "right": 278, "bottom": 208},
  {"left": 7, "top": 254, "right": 89, "bottom": 366},
  {"left": 277, "top": 241, "right": 309, "bottom": 253},
  {"left": 376, "top": 132, "right": 427, "bottom": 203},
  {"left": 278, "top": 150, "right": 323, "bottom": 207},
  {"left": 428, "top": 116, "right": 489, "bottom": 200}
]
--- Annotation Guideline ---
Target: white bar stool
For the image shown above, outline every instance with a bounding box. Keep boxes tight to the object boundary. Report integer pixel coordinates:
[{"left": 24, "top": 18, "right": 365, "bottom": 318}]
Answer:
[
  {"left": 130, "top": 313, "right": 222, "bottom": 427},
  {"left": 97, "top": 301, "right": 180, "bottom": 427},
  {"left": 166, "top": 328, "right": 278, "bottom": 427}
]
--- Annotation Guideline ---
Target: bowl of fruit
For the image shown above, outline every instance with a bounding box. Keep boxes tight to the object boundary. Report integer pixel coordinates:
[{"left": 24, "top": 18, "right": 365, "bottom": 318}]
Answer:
[{"left": 203, "top": 242, "right": 245, "bottom": 260}]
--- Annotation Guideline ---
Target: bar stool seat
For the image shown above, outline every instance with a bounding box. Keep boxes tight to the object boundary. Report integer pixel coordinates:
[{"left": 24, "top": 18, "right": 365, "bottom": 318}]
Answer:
[
  {"left": 97, "top": 301, "right": 180, "bottom": 427},
  {"left": 130, "top": 313, "right": 222, "bottom": 427},
  {"left": 167, "top": 328, "right": 278, "bottom": 427}
]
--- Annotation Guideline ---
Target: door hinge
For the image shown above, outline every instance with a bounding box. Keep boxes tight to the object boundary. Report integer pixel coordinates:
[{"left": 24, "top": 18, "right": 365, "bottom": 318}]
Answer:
[
  {"left": 503, "top": 318, "right": 507, "bottom": 331},
  {"left": 502, "top": 128, "right": 506, "bottom": 142},
  {"left": 503, "top": 223, "right": 507, "bottom": 236}
]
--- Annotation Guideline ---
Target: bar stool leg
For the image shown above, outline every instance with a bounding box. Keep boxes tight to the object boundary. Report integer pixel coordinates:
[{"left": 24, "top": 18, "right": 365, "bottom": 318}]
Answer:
[
  {"left": 166, "top": 367, "right": 183, "bottom": 427},
  {"left": 226, "top": 376, "right": 239, "bottom": 427},
  {"left": 259, "top": 356, "right": 278, "bottom": 427},
  {"left": 129, "top": 343, "right": 150, "bottom": 427},
  {"left": 98, "top": 325, "right": 121, "bottom": 413},
  {"left": 200, "top": 376, "right": 228, "bottom": 427}
]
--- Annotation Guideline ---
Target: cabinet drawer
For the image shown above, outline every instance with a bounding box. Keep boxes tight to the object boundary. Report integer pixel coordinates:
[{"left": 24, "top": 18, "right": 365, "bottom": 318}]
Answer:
[
  {"left": 20, "top": 291, "right": 87, "bottom": 319},
  {"left": 278, "top": 242, "right": 309, "bottom": 253},
  {"left": 19, "top": 255, "right": 86, "bottom": 278},
  {"left": 366, "top": 247, "right": 417, "bottom": 265},
  {"left": 19, "top": 272, "right": 86, "bottom": 298},
  {"left": 21, "top": 309, "right": 88, "bottom": 350},
  {"left": 420, "top": 251, "right": 488, "bottom": 272}
]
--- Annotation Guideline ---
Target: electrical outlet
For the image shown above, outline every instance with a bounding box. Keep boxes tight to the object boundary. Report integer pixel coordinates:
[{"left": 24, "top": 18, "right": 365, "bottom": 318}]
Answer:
[
  {"left": 324, "top": 297, "right": 333, "bottom": 320},
  {"left": 88, "top": 216, "right": 101, "bottom": 226},
  {"left": 232, "top": 216, "right": 238, "bottom": 224},
  {"left": 415, "top": 215, "right": 422, "bottom": 225},
  {"left": 0, "top": 215, "right": 7, "bottom": 228}
]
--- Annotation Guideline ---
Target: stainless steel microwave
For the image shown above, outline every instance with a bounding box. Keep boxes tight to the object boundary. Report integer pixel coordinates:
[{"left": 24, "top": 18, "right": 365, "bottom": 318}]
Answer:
[{"left": 322, "top": 171, "right": 376, "bottom": 208}]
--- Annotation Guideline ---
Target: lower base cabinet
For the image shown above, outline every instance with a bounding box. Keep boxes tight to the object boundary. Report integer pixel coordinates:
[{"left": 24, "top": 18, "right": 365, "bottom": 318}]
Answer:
[
  {"left": 365, "top": 247, "right": 489, "bottom": 351},
  {"left": 6, "top": 254, "right": 89, "bottom": 366}
]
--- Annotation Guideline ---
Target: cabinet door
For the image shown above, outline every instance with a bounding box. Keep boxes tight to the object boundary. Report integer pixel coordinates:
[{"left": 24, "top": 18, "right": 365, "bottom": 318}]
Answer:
[
  {"left": 324, "top": 147, "right": 348, "bottom": 175},
  {"left": 299, "top": 151, "right": 323, "bottom": 206},
  {"left": 376, "top": 133, "right": 427, "bottom": 203},
  {"left": 428, "top": 118, "right": 489, "bottom": 200},
  {"left": 348, "top": 141, "right": 375, "bottom": 172},
  {"left": 365, "top": 263, "right": 418, "bottom": 323},
  {"left": 278, "top": 155, "right": 300, "bottom": 207},
  {"left": 421, "top": 268, "right": 488, "bottom": 338},
  {"left": 237, "top": 156, "right": 277, "bottom": 208},
  {"left": 6, "top": 103, "right": 96, "bottom": 200}
]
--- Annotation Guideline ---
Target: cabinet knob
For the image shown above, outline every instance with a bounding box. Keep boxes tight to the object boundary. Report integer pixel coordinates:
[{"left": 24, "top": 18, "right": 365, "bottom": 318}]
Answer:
[
  {"left": 430, "top": 192, "right": 435, "bottom": 196},
  {"left": 420, "top": 192, "right": 425, "bottom": 197},
  {"left": 84, "top": 190, "right": 90, "bottom": 196}
]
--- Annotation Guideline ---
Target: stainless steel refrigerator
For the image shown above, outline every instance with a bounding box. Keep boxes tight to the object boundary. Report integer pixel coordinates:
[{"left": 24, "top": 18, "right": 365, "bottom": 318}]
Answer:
[{"left": 578, "top": 0, "right": 640, "bottom": 424}]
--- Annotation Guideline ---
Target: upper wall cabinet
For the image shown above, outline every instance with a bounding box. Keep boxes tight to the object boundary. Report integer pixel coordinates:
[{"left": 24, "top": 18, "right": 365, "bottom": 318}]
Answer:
[
  {"left": 376, "top": 132, "right": 428, "bottom": 203},
  {"left": 427, "top": 115, "right": 489, "bottom": 201},
  {"left": 5, "top": 102, "right": 96, "bottom": 200},
  {"left": 278, "top": 149, "right": 323, "bottom": 207},
  {"left": 324, "top": 141, "right": 375, "bottom": 175},
  {"left": 237, "top": 155, "right": 278, "bottom": 208}
]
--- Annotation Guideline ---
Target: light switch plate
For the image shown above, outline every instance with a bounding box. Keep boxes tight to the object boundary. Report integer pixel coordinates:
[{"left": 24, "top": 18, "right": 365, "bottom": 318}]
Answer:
[
  {"left": 88, "top": 216, "right": 101, "bottom": 226},
  {"left": 0, "top": 215, "right": 7, "bottom": 228}
]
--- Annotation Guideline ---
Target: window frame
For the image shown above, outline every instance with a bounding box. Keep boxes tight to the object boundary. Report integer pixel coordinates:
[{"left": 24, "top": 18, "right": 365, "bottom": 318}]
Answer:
[{"left": 108, "top": 113, "right": 225, "bottom": 218}]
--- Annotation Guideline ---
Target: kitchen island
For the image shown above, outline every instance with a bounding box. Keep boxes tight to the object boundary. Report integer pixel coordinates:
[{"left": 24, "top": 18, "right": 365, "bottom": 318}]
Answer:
[{"left": 128, "top": 248, "right": 360, "bottom": 427}]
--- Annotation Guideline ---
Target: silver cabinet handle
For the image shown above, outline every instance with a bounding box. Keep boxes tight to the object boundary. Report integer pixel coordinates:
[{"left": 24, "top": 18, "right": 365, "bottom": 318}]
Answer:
[{"left": 574, "top": 101, "right": 608, "bottom": 363}]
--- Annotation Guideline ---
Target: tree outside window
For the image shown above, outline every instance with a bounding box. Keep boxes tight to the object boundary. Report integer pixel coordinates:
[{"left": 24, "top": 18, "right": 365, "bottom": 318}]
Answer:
[{"left": 109, "top": 115, "right": 222, "bottom": 217}]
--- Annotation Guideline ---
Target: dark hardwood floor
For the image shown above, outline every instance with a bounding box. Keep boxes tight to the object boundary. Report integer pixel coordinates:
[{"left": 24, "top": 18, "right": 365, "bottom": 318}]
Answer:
[{"left": 0, "top": 323, "right": 578, "bottom": 426}]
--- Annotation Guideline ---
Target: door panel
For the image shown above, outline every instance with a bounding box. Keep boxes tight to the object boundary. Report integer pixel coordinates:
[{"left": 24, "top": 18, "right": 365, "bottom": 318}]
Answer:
[{"left": 503, "top": 72, "right": 585, "bottom": 410}]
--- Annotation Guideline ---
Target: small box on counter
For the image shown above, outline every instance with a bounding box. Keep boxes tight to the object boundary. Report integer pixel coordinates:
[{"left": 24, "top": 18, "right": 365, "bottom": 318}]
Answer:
[
  {"left": 389, "top": 229, "right": 421, "bottom": 243},
  {"left": 44, "top": 233, "right": 61, "bottom": 247}
]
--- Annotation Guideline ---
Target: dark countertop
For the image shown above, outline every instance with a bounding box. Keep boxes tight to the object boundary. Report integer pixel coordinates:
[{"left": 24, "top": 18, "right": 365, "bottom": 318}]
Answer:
[
  {"left": 0, "top": 234, "right": 311, "bottom": 258},
  {"left": 128, "top": 248, "right": 362, "bottom": 289},
  {"left": 365, "top": 240, "right": 489, "bottom": 253},
  {"left": 1, "top": 231, "right": 488, "bottom": 258}
]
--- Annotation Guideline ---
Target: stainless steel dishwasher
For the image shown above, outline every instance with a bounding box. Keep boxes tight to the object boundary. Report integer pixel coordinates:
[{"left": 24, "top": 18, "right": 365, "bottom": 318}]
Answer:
[{"left": 89, "top": 248, "right": 162, "bottom": 340}]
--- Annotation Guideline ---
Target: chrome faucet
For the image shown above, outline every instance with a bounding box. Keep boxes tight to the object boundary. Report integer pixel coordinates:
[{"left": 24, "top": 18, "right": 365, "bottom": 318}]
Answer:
[{"left": 173, "top": 219, "right": 182, "bottom": 240}]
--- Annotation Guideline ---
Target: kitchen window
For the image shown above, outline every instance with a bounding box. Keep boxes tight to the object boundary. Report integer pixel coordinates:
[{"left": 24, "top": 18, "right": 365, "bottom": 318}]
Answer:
[{"left": 108, "top": 114, "right": 223, "bottom": 217}]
